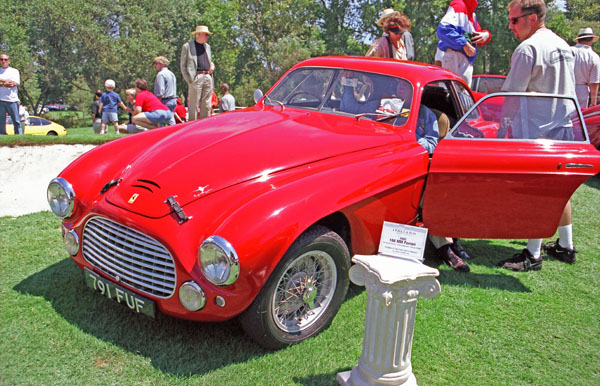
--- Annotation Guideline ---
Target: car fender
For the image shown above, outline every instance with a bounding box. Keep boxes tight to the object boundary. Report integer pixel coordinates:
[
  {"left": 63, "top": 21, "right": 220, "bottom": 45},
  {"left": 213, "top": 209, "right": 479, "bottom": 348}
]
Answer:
[
  {"left": 58, "top": 123, "right": 193, "bottom": 220},
  {"left": 204, "top": 139, "right": 429, "bottom": 312}
]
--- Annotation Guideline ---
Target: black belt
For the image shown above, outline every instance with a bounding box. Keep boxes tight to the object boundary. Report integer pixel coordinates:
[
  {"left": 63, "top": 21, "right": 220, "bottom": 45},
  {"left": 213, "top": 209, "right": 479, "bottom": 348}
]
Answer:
[
  {"left": 161, "top": 96, "right": 176, "bottom": 100},
  {"left": 197, "top": 71, "right": 210, "bottom": 74}
]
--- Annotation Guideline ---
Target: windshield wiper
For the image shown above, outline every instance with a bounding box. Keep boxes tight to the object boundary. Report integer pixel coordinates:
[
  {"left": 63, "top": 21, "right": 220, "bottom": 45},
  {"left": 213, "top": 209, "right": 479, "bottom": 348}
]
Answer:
[
  {"left": 354, "top": 112, "right": 402, "bottom": 122},
  {"left": 375, "top": 112, "right": 404, "bottom": 122},
  {"left": 264, "top": 94, "right": 285, "bottom": 110}
]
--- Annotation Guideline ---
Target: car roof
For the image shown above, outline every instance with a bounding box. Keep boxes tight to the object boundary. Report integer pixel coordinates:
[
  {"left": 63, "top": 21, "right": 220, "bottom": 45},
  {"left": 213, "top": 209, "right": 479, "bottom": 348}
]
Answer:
[
  {"left": 289, "top": 56, "right": 467, "bottom": 86},
  {"left": 472, "top": 74, "right": 507, "bottom": 78}
]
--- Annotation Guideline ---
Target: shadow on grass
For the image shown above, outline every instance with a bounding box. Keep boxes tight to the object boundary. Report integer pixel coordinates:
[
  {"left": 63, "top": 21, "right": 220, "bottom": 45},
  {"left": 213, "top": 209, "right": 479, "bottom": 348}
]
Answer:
[
  {"left": 13, "top": 257, "right": 365, "bottom": 376},
  {"left": 422, "top": 239, "right": 532, "bottom": 292},
  {"left": 294, "top": 370, "right": 346, "bottom": 385},
  {"left": 584, "top": 174, "right": 600, "bottom": 190},
  {"left": 14, "top": 258, "right": 267, "bottom": 375}
]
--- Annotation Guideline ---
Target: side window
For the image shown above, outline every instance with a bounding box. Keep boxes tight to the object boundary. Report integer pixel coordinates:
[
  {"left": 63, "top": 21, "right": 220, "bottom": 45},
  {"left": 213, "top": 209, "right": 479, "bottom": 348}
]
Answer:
[
  {"left": 39, "top": 118, "right": 52, "bottom": 125},
  {"left": 324, "top": 70, "right": 413, "bottom": 126},
  {"left": 452, "top": 81, "right": 476, "bottom": 114},
  {"left": 451, "top": 94, "right": 586, "bottom": 141},
  {"left": 421, "top": 81, "right": 460, "bottom": 126},
  {"left": 29, "top": 117, "right": 41, "bottom": 125}
]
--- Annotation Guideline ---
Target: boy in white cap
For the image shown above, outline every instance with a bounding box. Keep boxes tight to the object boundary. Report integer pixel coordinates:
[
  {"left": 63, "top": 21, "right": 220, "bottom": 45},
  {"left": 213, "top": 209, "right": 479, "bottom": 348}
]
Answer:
[
  {"left": 98, "top": 79, "right": 130, "bottom": 134},
  {"left": 572, "top": 27, "right": 600, "bottom": 107}
]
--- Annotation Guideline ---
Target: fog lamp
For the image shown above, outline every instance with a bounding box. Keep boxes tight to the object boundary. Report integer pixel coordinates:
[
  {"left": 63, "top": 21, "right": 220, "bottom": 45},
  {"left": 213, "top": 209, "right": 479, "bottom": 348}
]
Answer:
[
  {"left": 63, "top": 229, "right": 80, "bottom": 256},
  {"left": 179, "top": 282, "right": 206, "bottom": 311}
]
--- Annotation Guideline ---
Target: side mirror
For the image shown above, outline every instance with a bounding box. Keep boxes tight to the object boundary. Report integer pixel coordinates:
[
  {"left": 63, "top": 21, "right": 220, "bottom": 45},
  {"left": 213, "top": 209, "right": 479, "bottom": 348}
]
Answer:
[{"left": 253, "top": 89, "right": 264, "bottom": 104}]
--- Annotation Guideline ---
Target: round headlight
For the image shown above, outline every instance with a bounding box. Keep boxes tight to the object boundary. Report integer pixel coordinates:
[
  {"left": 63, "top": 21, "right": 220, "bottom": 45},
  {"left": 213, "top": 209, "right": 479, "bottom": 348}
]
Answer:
[
  {"left": 199, "top": 236, "right": 239, "bottom": 286},
  {"left": 179, "top": 281, "right": 206, "bottom": 311},
  {"left": 63, "top": 229, "right": 80, "bottom": 255},
  {"left": 47, "top": 177, "right": 75, "bottom": 218}
]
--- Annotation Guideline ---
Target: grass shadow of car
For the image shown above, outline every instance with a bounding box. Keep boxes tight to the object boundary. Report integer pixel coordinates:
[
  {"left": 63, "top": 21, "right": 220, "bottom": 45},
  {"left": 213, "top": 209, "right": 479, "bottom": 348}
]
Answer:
[
  {"left": 585, "top": 174, "right": 600, "bottom": 190},
  {"left": 13, "top": 258, "right": 269, "bottom": 375},
  {"left": 422, "top": 239, "right": 533, "bottom": 292},
  {"left": 13, "top": 257, "right": 365, "bottom": 376}
]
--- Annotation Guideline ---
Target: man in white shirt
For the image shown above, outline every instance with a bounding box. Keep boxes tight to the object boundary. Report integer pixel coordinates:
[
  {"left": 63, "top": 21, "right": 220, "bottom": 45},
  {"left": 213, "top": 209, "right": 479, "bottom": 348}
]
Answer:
[
  {"left": 498, "top": 0, "right": 578, "bottom": 272},
  {"left": 572, "top": 28, "right": 600, "bottom": 108},
  {"left": 218, "top": 83, "right": 236, "bottom": 113},
  {"left": 153, "top": 56, "right": 177, "bottom": 125},
  {"left": 0, "top": 53, "right": 22, "bottom": 135}
]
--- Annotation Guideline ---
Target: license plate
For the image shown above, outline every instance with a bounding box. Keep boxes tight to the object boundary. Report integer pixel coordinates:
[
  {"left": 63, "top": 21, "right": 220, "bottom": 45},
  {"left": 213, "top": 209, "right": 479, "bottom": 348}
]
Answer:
[{"left": 84, "top": 268, "right": 156, "bottom": 318}]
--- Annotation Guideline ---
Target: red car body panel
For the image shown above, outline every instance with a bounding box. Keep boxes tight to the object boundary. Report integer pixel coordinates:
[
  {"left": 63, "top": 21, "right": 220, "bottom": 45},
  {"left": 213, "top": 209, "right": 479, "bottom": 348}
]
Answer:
[{"left": 55, "top": 57, "right": 600, "bottom": 323}]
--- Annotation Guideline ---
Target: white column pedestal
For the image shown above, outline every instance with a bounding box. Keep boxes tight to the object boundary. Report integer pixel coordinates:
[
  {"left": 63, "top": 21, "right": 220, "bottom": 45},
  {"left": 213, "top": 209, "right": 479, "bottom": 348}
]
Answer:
[{"left": 337, "top": 254, "right": 441, "bottom": 386}]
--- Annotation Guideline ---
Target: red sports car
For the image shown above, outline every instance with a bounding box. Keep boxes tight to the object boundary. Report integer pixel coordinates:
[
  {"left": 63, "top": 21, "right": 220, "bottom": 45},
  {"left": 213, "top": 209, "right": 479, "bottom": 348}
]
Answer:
[{"left": 47, "top": 56, "right": 600, "bottom": 349}]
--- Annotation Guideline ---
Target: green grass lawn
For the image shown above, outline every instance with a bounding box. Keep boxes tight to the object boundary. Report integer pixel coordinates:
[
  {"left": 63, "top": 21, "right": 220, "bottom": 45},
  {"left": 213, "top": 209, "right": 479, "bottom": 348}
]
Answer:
[
  {"left": 1, "top": 177, "right": 599, "bottom": 385},
  {"left": 0, "top": 126, "right": 124, "bottom": 146}
]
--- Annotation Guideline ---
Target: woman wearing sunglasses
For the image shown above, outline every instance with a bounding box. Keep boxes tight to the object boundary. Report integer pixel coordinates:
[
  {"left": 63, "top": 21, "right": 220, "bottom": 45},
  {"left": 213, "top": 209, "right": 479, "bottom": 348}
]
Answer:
[{"left": 366, "top": 11, "right": 412, "bottom": 61}]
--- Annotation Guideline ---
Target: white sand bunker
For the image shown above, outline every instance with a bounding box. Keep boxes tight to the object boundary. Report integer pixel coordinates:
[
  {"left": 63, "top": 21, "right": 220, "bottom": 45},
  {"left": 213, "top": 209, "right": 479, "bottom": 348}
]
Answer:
[{"left": 0, "top": 144, "right": 96, "bottom": 217}]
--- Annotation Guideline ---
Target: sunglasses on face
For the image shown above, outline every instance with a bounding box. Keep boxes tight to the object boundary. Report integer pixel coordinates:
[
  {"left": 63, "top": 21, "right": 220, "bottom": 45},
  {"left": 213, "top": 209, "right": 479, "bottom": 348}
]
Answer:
[
  {"left": 0, "top": 58, "right": 9, "bottom": 61},
  {"left": 388, "top": 25, "right": 403, "bottom": 34},
  {"left": 509, "top": 12, "right": 534, "bottom": 25}
]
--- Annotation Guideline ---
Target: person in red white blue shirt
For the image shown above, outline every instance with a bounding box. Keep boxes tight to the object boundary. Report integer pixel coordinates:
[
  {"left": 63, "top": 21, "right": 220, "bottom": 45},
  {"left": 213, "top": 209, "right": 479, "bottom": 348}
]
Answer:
[{"left": 437, "top": 0, "right": 491, "bottom": 85}]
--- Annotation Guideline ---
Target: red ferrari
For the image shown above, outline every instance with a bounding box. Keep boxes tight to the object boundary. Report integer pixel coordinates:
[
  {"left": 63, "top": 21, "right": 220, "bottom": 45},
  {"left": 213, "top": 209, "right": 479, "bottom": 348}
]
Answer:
[{"left": 47, "top": 56, "right": 600, "bottom": 348}]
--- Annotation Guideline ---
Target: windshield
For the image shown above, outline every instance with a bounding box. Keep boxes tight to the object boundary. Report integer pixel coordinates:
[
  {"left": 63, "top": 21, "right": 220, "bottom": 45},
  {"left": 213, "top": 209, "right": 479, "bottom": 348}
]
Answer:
[{"left": 265, "top": 67, "right": 413, "bottom": 125}]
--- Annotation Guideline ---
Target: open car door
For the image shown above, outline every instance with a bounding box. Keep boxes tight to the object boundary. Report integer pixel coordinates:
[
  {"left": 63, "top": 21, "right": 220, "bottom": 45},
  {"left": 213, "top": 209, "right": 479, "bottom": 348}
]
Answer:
[{"left": 423, "top": 93, "right": 600, "bottom": 239}]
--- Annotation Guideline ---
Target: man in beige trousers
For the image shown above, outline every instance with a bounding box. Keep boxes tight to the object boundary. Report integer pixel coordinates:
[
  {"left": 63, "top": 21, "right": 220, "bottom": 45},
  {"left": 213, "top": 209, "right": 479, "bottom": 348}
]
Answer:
[{"left": 180, "top": 25, "right": 215, "bottom": 120}]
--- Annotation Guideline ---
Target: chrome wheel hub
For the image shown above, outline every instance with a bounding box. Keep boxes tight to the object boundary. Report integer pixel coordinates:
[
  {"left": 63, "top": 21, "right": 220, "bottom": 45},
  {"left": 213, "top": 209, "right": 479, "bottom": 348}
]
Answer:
[{"left": 272, "top": 250, "right": 337, "bottom": 333}]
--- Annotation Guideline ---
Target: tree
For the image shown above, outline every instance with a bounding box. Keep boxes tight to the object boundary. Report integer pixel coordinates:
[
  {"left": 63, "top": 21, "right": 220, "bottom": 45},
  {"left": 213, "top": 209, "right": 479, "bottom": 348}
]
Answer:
[{"left": 566, "top": 0, "right": 600, "bottom": 22}]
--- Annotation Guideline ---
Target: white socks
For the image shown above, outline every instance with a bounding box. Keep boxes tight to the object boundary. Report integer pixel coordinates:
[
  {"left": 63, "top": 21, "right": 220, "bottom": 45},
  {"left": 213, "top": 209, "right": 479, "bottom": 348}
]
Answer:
[
  {"left": 527, "top": 239, "right": 543, "bottom": 258},
  {"left": 526, "top": 224, "right": 573, "bottom": 258},
  {"left": 558, "top": 224, "right": 574, "bottom": 249}
]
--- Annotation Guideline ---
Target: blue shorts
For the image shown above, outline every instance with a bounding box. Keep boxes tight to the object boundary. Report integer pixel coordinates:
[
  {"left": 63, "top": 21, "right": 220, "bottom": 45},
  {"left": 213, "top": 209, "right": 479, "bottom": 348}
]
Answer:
[
  {"left": 145, "top": 110, "right": 173, "bottom": 124},
  {"left": 102, "top": 112, "right": 119, "bottom": 122}
]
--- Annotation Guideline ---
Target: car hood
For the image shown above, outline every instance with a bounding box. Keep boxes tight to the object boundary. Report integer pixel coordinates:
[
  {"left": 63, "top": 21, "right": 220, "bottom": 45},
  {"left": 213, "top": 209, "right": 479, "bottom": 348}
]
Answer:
[{"left": 106, "top": 108, "right": 397, "bottom": 218}]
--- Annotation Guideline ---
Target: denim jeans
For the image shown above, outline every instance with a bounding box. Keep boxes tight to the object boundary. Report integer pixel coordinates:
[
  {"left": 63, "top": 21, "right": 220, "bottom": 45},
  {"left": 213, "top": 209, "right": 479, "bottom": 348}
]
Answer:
[
  {"left": 163, "top": 98, "right": 177, "bottom": 125},
  {"left": 0, "top": 100, "right": 21, "bottom": 135}
]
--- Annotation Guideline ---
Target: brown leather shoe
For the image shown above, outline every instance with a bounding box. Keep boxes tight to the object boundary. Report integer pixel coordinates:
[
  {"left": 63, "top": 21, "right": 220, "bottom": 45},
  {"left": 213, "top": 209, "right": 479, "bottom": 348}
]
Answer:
[
  {"left": 497, "top": 249, "right": 542, "bottom": 272},
  {"left": 437, "top": 245, "right": 470, "bottom": 272}
]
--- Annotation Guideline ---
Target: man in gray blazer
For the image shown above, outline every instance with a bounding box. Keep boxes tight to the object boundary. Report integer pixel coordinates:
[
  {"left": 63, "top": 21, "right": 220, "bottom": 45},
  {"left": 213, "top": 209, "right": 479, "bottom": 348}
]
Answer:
[{"left": 180, "top": 25, "right": 215, "bottom": 120}]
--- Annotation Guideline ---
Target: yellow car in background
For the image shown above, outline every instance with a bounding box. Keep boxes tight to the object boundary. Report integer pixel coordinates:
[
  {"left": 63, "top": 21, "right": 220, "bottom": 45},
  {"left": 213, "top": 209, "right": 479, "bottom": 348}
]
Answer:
[{"left": 5, "top": 115, "right": 67, "bottom": 136}]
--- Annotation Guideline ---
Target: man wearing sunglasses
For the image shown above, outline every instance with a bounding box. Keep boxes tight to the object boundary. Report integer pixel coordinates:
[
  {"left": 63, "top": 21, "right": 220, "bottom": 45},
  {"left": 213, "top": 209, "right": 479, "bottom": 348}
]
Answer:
[
  {"left": 0, "top": 53, "right": 22, "bottom": 135},
  {"left": 437, "top": 0, "right": 491, "bottom": 85},
  {"left": 497, "top": 0, "right": 578, "bottom": 272}
]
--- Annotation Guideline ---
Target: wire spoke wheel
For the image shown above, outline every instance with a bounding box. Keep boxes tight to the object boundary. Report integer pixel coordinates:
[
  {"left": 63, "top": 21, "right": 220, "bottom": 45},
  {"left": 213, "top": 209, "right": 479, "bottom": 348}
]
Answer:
[
  {"left": 271, "top": 251, "right": 336, "bottom": 333},
  {"left": 239, "top": 225, "right": 350, "bottom": 349}
]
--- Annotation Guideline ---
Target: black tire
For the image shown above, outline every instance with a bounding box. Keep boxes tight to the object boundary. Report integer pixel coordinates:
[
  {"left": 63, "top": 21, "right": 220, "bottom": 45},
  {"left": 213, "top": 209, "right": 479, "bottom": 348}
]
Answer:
[
  {"left": 46, "top": 131, "right": 58, "bottom": 136},
  {"left": 239, "top": 225, "right": 350, "bottom": 349}
]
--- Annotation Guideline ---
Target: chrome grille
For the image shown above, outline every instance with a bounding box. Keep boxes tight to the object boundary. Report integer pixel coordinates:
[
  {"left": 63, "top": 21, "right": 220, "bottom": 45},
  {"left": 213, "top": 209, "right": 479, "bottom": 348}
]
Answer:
[{"left": 82, "top": 217, "right": 176, "bottom": 298}]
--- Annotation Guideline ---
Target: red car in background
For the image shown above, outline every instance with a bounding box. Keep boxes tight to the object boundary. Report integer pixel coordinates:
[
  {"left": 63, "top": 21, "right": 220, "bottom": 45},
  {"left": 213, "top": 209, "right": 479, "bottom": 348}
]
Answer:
[
  {"left": 471, "top": 74, "right": 507, "bottom": 101},
  {"left": 582, "top": 104, "right": 600, "bottom": 148},
  {"left": 47, "top": 57, "right": 600, "bottom": 349},
  {"left": 472, "top": 74, "right": 600, "bottom": 145}
]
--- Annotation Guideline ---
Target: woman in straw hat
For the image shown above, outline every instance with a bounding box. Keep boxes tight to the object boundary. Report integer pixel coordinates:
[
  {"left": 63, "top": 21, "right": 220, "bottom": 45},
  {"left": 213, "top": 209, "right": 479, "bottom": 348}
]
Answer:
[
  {"left": 366, "top": 10, "right": 412, "bottom": 60},
  {"left": 180, "top": 25, "right": 215, "bottom": 120},
  {"left": 572, "top": 27, "right": 599, "bottom": 107}
]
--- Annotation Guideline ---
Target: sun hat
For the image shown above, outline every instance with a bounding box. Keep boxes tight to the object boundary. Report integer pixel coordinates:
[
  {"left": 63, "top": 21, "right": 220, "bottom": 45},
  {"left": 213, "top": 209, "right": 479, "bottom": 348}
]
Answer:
[
  {"left": 377, "top": 8, "right": 395, "bottom": 27},
  {"left": 191, "top": 25, "right": 212, "bottom": 35},
  {"left": 574, "top": 27, "right": 599, "bottom": 43},
  {"left": 104, "top": 79, "right": 115, "bottom": 88}
]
